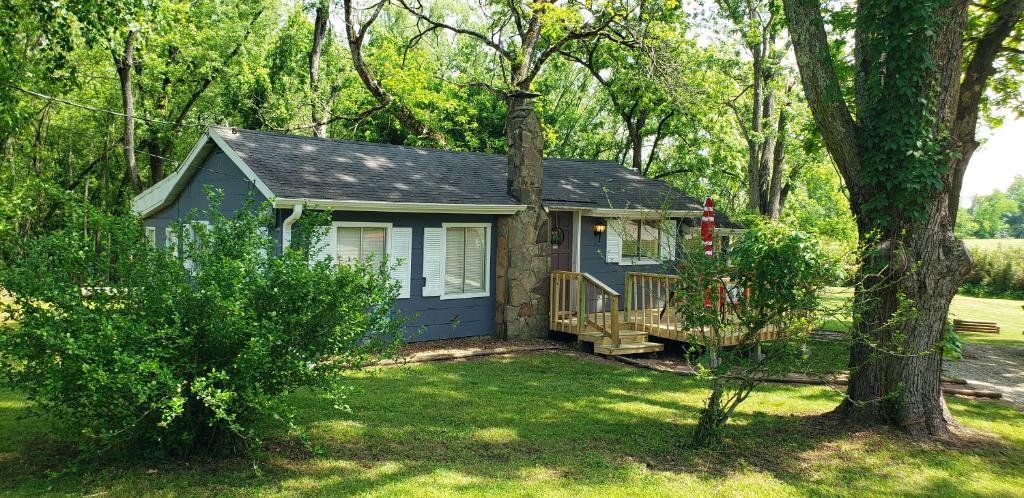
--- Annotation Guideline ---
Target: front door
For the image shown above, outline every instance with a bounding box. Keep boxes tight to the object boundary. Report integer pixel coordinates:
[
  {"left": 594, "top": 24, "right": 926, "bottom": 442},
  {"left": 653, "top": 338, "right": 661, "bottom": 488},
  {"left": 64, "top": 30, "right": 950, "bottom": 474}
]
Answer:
[{"left": 549, "top": 211, "right": 573, "bottom": 272}]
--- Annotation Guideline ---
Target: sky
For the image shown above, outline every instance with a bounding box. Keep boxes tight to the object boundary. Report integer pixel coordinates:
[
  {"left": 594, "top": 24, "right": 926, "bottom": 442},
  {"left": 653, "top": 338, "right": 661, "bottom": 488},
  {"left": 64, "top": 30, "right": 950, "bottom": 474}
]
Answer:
[{"left": 959, "top": 116, "right": 1024, "bottom": 206}]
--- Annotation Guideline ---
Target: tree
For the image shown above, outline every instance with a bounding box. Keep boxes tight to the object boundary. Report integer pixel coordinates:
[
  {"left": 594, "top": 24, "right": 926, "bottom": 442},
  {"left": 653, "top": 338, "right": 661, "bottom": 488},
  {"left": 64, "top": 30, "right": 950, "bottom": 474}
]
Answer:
[
  {"left": 395, "top": 0, "right": 630, "bottom": 338},
  {"left": 341, "top": 0, "right": 446, "bottom": 144},
  {"left": 970, "top": 191, "right": 1018, "bottom": 237},
  {"left": 677, "top": 220, "right": 835, "bottom": 446},
  {"left": 783, "top": 0, "right": 1024, "bottom": 437},
  {"left": 716, "top": 0, "right": 793, "bottom": 219}
]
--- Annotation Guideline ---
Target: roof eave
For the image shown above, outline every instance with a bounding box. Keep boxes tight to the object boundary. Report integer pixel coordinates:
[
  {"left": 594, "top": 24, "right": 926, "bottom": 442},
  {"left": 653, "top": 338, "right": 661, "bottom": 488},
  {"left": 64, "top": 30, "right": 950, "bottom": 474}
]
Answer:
[{"left": 273, "top": 198, "right": 527, "bottom": 215}]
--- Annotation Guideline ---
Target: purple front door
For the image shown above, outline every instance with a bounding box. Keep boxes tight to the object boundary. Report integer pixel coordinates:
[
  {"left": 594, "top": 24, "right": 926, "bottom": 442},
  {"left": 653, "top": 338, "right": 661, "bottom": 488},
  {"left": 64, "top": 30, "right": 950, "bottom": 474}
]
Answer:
[{"left": 549, "top": 211, "right": 573, "bottom": 272}]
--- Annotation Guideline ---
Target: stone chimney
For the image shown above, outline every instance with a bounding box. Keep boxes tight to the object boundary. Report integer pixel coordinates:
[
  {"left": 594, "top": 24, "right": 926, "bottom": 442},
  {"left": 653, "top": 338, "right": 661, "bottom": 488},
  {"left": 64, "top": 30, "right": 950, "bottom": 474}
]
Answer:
[{"left": 495, "top": 92, "right": 550, "bottom": 340}]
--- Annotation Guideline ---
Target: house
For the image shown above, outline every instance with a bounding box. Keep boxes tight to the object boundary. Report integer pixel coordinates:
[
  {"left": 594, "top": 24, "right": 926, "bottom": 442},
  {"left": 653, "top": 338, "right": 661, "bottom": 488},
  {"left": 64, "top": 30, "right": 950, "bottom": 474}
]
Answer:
[{"left": 132, "top": 127, "right": 741, "bottom": 349}]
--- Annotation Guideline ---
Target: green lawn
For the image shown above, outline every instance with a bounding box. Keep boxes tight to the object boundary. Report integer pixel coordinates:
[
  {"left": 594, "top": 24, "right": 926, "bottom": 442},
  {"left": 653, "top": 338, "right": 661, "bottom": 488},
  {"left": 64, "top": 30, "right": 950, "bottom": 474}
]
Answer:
[
  {"left": 820, "top": 288, "right": 1024, "bottom": 347},
  {"left": 2, "top": 352, "right": 1022, "bottom": 497},
  {"left": 963, "top": 238, "right": 1024, "bottom": 251}
]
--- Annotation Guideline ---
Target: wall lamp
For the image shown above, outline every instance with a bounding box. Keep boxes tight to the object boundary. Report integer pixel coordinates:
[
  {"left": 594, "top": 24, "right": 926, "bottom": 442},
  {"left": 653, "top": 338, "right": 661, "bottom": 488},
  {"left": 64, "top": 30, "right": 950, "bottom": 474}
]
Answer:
[{"left": 592, "top": 219, "right": 608, "bottom": 242}]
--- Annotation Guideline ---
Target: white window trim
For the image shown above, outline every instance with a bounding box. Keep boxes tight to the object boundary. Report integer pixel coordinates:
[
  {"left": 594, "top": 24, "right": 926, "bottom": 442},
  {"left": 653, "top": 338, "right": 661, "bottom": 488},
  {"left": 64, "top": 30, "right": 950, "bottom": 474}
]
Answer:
[
  {"left": 145, "top": 226, "right": 157, "bottom": 247},
  {"left": 332, "top": 221, "right": 393, "bottom": 263},
  {"left": 615, "top": 218, "right": 663, "bottom": 266},
  {"left": 439, "top": 222, "right": 492, "bottom": 300}
]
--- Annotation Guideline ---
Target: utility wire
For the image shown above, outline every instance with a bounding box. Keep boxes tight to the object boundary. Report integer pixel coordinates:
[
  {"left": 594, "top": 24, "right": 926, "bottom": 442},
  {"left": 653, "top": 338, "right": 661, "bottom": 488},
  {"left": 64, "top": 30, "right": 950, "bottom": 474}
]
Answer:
[{"left": 5, "top": 83, "right": 212, "bottom": 129}]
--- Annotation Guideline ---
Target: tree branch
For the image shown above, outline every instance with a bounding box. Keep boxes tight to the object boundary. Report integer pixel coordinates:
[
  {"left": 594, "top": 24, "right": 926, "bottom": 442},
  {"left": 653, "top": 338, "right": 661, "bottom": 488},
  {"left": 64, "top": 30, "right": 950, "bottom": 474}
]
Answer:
[{"left": 782, "top": 0, "right": 860, "bottom": 186}]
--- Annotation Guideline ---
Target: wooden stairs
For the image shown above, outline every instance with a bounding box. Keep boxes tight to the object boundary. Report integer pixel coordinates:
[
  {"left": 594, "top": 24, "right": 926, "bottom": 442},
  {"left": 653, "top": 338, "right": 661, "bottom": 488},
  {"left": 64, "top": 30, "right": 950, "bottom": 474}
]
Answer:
[
  {"left": 578, "top": 329, "right": 664, "bottom": 355},
  {"left": 549, "top": 271, "right": 664, "bottom": 356}
]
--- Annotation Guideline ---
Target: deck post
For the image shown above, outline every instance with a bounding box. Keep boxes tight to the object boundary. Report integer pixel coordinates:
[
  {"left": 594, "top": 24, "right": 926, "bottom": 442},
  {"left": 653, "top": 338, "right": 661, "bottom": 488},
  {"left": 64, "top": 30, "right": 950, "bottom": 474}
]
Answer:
[
  {"left": 577, "top": 274, "right": 586, "bottom": 335},
  {"left": 610, "top": 295, "right": 620, "bottom": 347}
]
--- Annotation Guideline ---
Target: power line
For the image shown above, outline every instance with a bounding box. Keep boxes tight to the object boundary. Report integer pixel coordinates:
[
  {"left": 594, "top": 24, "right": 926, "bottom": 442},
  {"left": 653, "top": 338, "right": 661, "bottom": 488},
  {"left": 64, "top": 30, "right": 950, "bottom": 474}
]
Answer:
[{"left": 4, "top": 83, "right": 211, "bottom": 129}]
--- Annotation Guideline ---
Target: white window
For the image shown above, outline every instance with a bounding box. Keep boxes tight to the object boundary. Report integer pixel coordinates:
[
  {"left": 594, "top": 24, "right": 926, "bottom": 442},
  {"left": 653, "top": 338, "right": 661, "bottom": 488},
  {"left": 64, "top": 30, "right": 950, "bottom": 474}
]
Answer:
[
  {"left": 145, "top": 227, "right": 157, "bottom": 248},
  {"left": 337, "top": 225, "right": 387, "bottom": 265},
  {"left": 605, "top": 217, "right": 676, "bottom": 265},
  {"left": 422, "top": 223, "right": 490, "bottom": 299},
  {"left": 311, "top": 221, "right": 412, "bottom": 299},
  {"left": 621, "top": 219, "right": 662, "bottom": 261}
]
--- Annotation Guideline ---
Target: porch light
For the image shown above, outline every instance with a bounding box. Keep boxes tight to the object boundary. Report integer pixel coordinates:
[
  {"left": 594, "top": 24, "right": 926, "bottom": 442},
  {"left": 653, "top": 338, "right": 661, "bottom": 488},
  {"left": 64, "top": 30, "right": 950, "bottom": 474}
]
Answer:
[{"left": 592, "top": 219, "right": 607, "bottom": 242}]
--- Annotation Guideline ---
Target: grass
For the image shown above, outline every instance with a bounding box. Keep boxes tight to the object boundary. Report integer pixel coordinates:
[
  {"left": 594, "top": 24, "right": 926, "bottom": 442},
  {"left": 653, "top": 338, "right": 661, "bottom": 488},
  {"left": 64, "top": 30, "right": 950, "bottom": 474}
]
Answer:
[
  {"left": 963, "top": 238, "right": 1024, "bottom": 251},
  {"left": 819, "top": 288, "right": 1024, "bottom": 347},
  {"left": 1, "top": 352, "right": 1022, "bottom": 497}
]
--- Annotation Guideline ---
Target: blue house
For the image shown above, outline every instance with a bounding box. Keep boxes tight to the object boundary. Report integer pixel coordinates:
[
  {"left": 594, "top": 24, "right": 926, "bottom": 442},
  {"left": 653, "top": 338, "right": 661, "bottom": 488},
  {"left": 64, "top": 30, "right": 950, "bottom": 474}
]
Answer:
[{"left": 132, "top": 127, "right": 741, "bottom": 351}]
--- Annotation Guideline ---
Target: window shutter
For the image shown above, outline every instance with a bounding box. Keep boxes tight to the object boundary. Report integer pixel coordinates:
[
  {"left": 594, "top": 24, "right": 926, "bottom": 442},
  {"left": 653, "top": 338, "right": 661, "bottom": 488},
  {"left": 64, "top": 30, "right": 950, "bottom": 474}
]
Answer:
[
  {"left": 422, "top": 227, "right": 443, "bottom": 297},
  {"left": 310, "top": 225, "right": 335, "bottom": 266},
  {"left": 660, "top": 219, "right": 677, "bottom": 261},
  {"left": 389, "top": 227, "right": 412, "bottom": 299},
  {"left": 605, "top": 220, "right": 622, "bottom": 263},
  {"left": 165, "top": 227, "right": 178, "bottom": 257}
]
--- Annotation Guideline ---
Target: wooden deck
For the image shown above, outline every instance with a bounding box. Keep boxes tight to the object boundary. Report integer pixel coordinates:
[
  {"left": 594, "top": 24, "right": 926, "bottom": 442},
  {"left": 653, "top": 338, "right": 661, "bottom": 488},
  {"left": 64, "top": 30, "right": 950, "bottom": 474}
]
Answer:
[
  {"left": 549, "top": 271, "right": 780, "bottom": 355},
  {"left": 553, "top": 309, "right": 780, "bottom": 348}
]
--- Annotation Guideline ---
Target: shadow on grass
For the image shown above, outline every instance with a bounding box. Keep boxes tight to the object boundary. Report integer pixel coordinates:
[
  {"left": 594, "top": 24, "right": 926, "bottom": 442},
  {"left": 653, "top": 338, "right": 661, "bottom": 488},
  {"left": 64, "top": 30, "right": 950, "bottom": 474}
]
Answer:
[{"left": 2, "top": 352, "right": 1023, "bottom": 496}]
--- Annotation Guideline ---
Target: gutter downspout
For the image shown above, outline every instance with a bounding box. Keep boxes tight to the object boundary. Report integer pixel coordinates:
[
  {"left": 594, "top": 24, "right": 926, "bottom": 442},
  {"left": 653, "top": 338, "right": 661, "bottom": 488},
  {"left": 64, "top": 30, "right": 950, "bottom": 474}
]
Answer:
[{"left": 281, "top": 204, "right": 303, "bottom": 249}]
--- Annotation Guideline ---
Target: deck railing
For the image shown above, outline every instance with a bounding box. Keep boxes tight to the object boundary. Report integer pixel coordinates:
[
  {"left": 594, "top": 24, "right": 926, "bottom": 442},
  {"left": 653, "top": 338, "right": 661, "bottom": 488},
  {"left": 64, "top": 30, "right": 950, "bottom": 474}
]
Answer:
[
  {"left": 624, "top": 272, "right": 681, "bottom": 334},
  {"left": 549, "top": 271, "right": 621, "bottom": 347}
]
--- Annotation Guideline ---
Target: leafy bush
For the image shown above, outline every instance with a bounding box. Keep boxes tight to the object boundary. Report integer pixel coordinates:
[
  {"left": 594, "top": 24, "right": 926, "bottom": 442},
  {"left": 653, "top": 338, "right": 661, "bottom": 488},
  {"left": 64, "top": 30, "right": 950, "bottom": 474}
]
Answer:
[
  {"left": 673, "top": 220, "right": 837, "bottom": 446},
  {"left": 960, "top": 247, "right": 1024, "bottom": 299},
  {"left": 0, "top": 196, "right": 403, "bottom": 457}
]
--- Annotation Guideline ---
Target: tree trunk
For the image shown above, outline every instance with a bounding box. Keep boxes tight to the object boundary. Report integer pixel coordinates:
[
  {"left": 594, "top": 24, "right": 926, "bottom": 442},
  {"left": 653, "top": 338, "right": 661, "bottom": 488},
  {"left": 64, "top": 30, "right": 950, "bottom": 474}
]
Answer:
[
  {"left": 113, "top": 30, "right": 141, "bottom": 193},
  {"left": 497, "top": 93, "right": 550, "bottom": 340},
  {"left": 767, "top": 103, "right": 788, "bottom": 219},
  {"left": 310, "top": 0, "right": 329, "bottom": 138},
  {"left": 746, "top": 50, "right": 764, "bottom": 213},
  {"left": 837, "top": 191, "right": 972, "bottom": 437}
]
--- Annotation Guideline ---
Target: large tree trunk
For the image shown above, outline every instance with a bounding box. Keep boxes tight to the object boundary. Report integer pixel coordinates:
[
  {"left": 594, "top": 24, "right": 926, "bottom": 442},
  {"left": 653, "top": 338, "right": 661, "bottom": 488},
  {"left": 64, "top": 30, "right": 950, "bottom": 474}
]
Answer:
[
  {"left": 784, "top": 0, "right": 1023, "bottom": 439},
  {"left": 496, "top": 93, "right": 550, "bottom": 340},
  {"left": 837, "top": 190, "right": 972, "bottom": 437},
  {"left": 113, "top": 30, "right": 141, "bottom": 193},
  {"left": 310, "top": 0, "right": 329, "bottom": 138}
]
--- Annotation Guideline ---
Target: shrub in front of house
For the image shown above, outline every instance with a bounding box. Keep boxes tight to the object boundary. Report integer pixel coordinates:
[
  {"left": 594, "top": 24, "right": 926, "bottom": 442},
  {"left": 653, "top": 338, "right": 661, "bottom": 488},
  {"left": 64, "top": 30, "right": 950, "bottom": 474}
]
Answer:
[
  {"left": 674, "top": 219, "right": 837, "bottom": 446},
  {"left": 0, "top": 197, "right": 403, "bottom": 457}
]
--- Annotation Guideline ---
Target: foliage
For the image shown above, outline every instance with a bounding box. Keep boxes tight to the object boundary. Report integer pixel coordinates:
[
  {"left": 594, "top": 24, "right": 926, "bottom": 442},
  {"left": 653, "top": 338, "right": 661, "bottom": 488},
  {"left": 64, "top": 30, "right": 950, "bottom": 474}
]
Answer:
[
  {"left": 0, "top": 194, "right": 403, "bottom": 456},
  {"left": 673, "top": 220, "right": 836, "bottom": 446},
  {"left": 960, "top": 246, "right": 1024, "bottom": 299},
  {"left": 957, "top": 176, "right": 1024, "bottom": 239}
]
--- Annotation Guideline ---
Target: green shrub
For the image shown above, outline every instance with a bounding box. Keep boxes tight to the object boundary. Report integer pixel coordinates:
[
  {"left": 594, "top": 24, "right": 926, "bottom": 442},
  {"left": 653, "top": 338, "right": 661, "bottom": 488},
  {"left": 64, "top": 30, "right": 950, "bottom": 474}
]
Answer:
[
  {"left": 674, "top": 219, "right": 837, "bottom": 446},
  {"left": 960, "top": 246, "right": 1024, "bottom": 299},
  {"left": 0, "top": 195, "right": 403, "bottom": 457}
]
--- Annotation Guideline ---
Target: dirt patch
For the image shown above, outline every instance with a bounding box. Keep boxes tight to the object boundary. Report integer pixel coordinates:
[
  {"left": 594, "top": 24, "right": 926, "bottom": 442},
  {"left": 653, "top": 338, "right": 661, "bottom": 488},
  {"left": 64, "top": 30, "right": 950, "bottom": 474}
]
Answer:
[
  {"left": 378, "top": 337, "right": 566, "bottom": 366},
  {"left": 944, "top": 343, "right": 1024, "bottom": 410}
]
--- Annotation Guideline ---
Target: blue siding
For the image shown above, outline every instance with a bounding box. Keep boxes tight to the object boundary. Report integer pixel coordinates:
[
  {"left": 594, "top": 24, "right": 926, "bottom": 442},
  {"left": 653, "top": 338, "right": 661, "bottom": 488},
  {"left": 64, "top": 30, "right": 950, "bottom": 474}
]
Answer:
[
  {"left": 144, "top": 149, "right": 273, "bottom": 246},
  {"left": 578, "top": 215, "right": 676, "bottom": 298},
  {"left": 315, "top": 210, "right": 498, "bottom": 342}
]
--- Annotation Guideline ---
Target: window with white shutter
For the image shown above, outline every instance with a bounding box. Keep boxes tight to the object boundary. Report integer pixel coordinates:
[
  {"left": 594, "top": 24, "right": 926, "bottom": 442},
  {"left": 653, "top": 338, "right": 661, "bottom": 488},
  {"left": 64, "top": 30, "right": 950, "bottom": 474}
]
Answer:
[
  {"left": 605, "top": 217, "right": 677, "bottom": 265},
  {"left": 434, "top": 223, "right": 491, "bottom": 300}
]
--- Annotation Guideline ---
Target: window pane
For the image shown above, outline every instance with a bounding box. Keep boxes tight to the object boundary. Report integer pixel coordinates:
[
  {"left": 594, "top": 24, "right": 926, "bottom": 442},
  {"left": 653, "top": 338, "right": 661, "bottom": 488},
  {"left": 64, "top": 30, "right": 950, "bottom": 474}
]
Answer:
[
  {"left": 620, "top": 220, "right": 661, "bottom": 259},
  {"left": 464, "top": 227, "right": 486, "bottom": 293},
  {"left": 362, "top": 227, "right": 386, "bottom": 265},
  {"left": 337, "top": 227, "right": 361, "bottom": 262},
  {"left": 445, "top": 228, "right": 465, "bottom": 294}
]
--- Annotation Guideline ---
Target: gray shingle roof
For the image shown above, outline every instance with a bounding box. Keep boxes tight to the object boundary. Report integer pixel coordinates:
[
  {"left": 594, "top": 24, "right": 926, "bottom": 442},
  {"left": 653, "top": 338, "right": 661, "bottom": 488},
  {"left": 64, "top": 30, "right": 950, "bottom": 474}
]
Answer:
[{"left": 213, "top": 127, "right": 704, "bottom": 212}]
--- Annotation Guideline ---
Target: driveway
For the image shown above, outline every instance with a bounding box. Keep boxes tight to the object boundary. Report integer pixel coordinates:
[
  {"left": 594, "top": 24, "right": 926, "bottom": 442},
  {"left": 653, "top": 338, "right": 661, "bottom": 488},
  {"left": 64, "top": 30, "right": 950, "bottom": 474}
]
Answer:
[{"left": 944, "top": 343, "right": 1024, "bottom": 410}]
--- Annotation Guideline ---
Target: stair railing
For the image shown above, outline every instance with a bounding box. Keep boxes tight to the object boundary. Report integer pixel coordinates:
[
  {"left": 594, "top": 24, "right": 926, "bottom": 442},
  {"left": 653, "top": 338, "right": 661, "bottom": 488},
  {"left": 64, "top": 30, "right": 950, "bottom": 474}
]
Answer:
[
  {"left": 625, "top": 272, "right": 681, "bottom": 335},
  {"left": 550, "top": 271, "right": 620, "bottom": 347}
]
